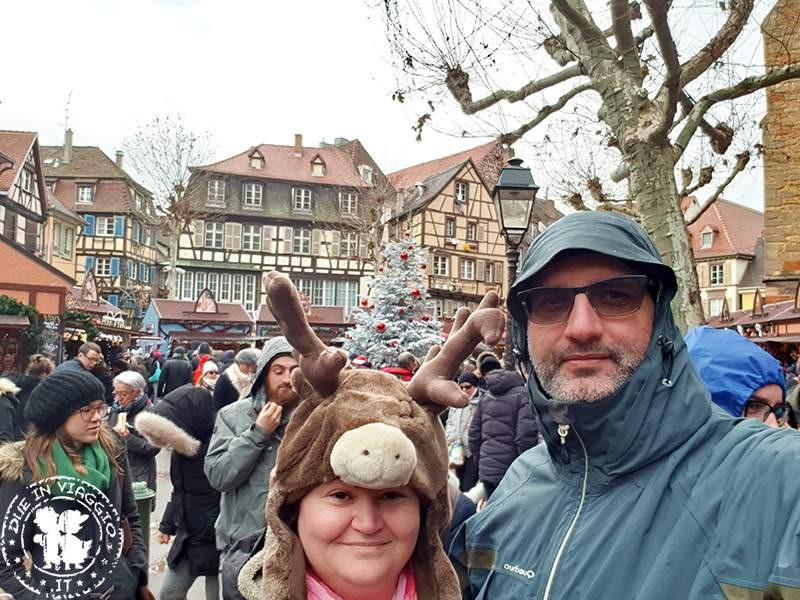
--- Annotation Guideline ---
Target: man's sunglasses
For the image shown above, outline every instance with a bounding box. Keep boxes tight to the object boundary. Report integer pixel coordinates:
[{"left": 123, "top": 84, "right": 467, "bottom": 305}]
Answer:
[
  {"left": 743, "top": 399, "right": 790, "bottom": 426},
  {"left": 518, "top": 275, "right": 657, "bottom": 325}
]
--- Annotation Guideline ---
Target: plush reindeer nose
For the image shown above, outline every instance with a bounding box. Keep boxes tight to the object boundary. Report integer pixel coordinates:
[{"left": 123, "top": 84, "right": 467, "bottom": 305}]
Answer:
[{"left": 330, "top": 422, "right": 418, "bottom": 489}]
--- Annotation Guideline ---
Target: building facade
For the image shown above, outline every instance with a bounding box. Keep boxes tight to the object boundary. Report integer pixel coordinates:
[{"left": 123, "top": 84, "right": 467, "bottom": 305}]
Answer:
[
  {"left": 42, "top": 130, "right": 159, "bottom": 323},
  {"left": 175, "top": 135, "right": 388, "bottom": 316}
]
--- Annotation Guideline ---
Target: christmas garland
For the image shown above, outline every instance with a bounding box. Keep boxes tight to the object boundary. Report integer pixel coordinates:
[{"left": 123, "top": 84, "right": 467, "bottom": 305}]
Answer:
[
  {"left": 64, "top": 309, "right": 100, "bottom": 341},
  {"left": 0, "top": 295, "right": 43, "bottom": 355}
]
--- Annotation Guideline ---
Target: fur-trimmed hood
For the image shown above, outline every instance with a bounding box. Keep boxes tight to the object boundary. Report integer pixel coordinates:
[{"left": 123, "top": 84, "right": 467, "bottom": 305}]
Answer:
[
  {"left": 0, "top": 441, "right": 25, "bottom": 481},
  {"left": 136, "top": 412, "right": 200, "bottom": 456},
  {"left": 136, "top": 382, "right": 216, "bottom": 455},
  {"left": 0, "top": 377, "right": 20, "bottom": 397}
]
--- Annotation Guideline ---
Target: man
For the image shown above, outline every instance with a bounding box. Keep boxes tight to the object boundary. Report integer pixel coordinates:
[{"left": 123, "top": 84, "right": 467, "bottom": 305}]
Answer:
[
  {"left": 686, "top": 326, "right": 790, "bottom": 428},
  {"left": 213, "top": 347, "right": 261, "bottom": 411},
  {"left": 158, "top": 346, "right": 193, "bottom": 397},
  {"left": 204, "top": 336, "right": 297, "bottom": 552},
  {"left": 452, "top": 211, "right": 800, "bottom": 598},
  {"left": 379, "top": 351, "right": 419, "bottom": 382},
  {"left": 54, "top": 341, "right": 103, "bottom": 373}
]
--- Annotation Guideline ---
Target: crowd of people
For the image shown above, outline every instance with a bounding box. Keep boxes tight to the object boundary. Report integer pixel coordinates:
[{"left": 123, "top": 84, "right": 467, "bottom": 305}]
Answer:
[{"left": 0, "top": 211, "right": 800, "bottom": 599}]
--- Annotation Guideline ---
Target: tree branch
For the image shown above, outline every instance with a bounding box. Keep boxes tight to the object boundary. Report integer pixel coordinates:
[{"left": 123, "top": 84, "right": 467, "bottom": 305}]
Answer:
[
  {"left": 611, "top": 0, "right": 639, "bottom": 74},
  {"left": 674, "top": 63, "right": 800, "bottom": 161},
  {"left": 551, "top": 0, "right": 609, "bottom": 50},
  {"left": 445, "top": 63, "right": 584, "bottom": 115},
  {"left": 498, "top": 83, "right": 594, "bottom": 145},
  {"left": 678, "top": 92, "right": 731, "bottom": 154},
  {"left": 679, "top": 0, "right": 755, "bottom": 89},
  {"left": 685, "top": 152, "right": 751, "bottom": 226},
  {"left": 644, "top": 0, "right": 680, "bottom": 144}
]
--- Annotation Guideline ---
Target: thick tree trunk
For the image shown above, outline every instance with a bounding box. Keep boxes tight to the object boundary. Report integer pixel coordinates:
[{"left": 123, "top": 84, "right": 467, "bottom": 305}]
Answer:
[{"left": 626, "top": 144, "right": 704, "bottom": 332}]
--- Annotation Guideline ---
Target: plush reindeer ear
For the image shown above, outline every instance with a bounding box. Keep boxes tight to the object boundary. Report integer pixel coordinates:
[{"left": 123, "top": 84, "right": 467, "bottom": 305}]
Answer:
[
  {"left": 407, "top": 291, "right": 504, "bottom": 412},
  {"left": 264, "top": 271, "right": 347, "bottom": 398}
]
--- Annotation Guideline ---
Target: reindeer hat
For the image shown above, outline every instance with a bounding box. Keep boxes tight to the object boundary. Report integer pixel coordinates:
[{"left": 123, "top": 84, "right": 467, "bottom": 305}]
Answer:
[{"left": 238, "top": 272, "right": 504, "bottom": 600}]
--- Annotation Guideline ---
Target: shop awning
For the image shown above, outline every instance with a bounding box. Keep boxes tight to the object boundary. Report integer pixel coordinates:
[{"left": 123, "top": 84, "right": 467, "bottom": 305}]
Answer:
[{"left": 0, "top": 315, "right": 30, "bottom": 327}]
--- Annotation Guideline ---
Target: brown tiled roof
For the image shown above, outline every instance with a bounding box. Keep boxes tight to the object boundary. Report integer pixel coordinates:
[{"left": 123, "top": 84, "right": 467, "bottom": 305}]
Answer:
[
  {"left": 688, "top": 198, "right": 762, "bottom": 259},
  {"left": 46, "top": 189, "right": 83, "bottom": 224},
  {"left": 150, "top": 298, "right": 252, "bottom": 324},
  {"left": 41, "top": 146, "right": 128, "bottom": 180},
  {"left": 68, "top": 286, "right": 121, "bottom": 316},
  {"left": 388, "top": 140, "right": 498, "bottom": 192},
  {"left": 0, "top": 131, "right": 36, "bottom": 193},
  {"left": 193, "top": 141, "right": 370, "bottom": 188},
  {"left": 256, "top": 303, "right": 352, "bottom": 325}
]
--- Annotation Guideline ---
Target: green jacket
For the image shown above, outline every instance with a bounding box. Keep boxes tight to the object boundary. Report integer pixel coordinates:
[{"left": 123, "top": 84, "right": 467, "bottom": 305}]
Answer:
[
  {"left": 204, "top": 337, "right": 294, "bottom": 550},
  {"left": 451, "top": 211, "right": 800, "bottom": 599}
]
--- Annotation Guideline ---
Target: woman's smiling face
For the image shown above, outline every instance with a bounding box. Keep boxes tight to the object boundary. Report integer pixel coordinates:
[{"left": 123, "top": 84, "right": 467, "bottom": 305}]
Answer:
[{"left": 297, "top": 478, "right": 420, "bottom": 599}]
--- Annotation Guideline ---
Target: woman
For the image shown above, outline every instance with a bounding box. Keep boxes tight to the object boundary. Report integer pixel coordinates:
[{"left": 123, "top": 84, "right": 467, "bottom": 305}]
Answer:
[
  {"left": 444, "top": 372, "right": 481, "bottom": 491},
  {"left": 108, "top": 371, "right": 159, "bottom": 500},
  {"left": 0, "top": 355, "right": 54, "bottom": 443},
  {"left": 0, "top": 369, "right": 149, "bottom": 599},
  {"left": 213, "top": 347, "right": 260, "bottom": 410}
]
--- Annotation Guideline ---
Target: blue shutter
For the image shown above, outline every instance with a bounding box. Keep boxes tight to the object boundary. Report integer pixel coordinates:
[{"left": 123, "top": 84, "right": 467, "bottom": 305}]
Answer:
[
  {"left": 106, "top": 294, "right": 119, "bottom": 307},
  {"left": 127, "top": 259, "right": 134, "bottom": 281},
  {"left": 85, "top": 256, "right": 95, "bottom": 270},
  {"left": 140, "top": 262, "right": 147, "bottom": 282},
  {"left": 111, "top": 257, "right": 120, "bottom": 277},
  {"left": 132, "top": 221, "right": 139, "bottom": 243},
  {"left": 114, "top": 215, "right": 125, "bottom": 237},
  {"left": 150, "top": 266, "right": 156, "bottom": 284},
  {"left": 83, "top": 215, "right": 95, "bottom": 236}
]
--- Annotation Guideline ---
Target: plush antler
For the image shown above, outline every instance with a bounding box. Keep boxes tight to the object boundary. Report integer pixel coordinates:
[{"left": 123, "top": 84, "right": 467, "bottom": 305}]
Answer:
[
  {"left": 264, "top": 271, "right": 347, "bottom": 397},
  {"left": 407, "top": 291, "right": 504, "bottom": 410}
]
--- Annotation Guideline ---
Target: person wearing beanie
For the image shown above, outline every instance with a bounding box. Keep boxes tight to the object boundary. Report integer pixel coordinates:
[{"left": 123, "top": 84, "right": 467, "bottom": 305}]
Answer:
[
  {"left": 213, "top": 347, "right": 261, "bottom": 411},
  {"left": 204, "top": 336, "right": 299, "bottom": 556},
  {"left": 136, "top": 354, "right": 221, "bottom": 600},
  {"left": 0, "top": 369, "right": 150, "bottom": 599},
  {"left": 159, "top": 345, "right": 194, "bottom": 397},
  {"left": 476, "top": 351, "right": 502, "bottom": 376},
  {"left": 220, "top": 349, "right": 236, "bottom": 371},
  {"left": 444, "top": 372, "right": 482, "bottom": 491},
  {"left": 225, "top": 272, "right": 503, "bottom": 599}
]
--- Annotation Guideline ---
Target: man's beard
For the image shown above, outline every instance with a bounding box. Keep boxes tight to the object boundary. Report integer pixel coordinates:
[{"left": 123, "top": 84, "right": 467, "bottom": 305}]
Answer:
[
  {"left": 269, "top": 383, "right": 297, "bottom": 405},
  {"left": 532, "top": 340, "right": 648, "bottom": 404}
]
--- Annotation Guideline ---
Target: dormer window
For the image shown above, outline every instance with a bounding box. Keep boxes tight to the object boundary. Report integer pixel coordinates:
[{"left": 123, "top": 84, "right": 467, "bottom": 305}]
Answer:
[
  {"left": 207, "top": 179, "right": 225, "bottom": 206},
  {"left": 243, "top": 182, "right": 263, "bottom": 208},
  {"left": 249, "top": 149, "right": 265, "bottom": 170},
  {"left": 358, "top": 165, "right": 373, "bottom": 184},
  {"left": 311, "top": 155, "right": 326, "bottom": 177},
  {"left": 700, "top": 227, "right": 714, "bottom": 249}
]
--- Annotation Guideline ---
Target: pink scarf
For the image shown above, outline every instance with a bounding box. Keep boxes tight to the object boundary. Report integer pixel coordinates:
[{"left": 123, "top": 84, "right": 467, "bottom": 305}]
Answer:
[{"left": 306, "top": 564, "right": 417, "bottom": 600}]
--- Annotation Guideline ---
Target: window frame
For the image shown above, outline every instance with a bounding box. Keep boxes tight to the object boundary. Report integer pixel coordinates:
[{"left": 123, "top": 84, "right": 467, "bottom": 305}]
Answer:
[
  {"left": 460, "top": 258, "right": 475, "bottom": 280},
  {"left": 292, "top": 187, "right": 312, "bottom": 212},
  {"left": 242, "top": 182, "right": 263, "bottom": 208},
  {"left": 293, "top": 228, "right": 311, "bottom": 254},
  {"left": 204, "top": 222, "right": 224, "bottom": 248},
  {"left": 466, "top": 222, "right": 477, "bottom": 242},
  {"left": 242, "top": 224, "right": 262, "bottom": 251},
  {"left": 433, "top": 255, "right": 449, "bottom": 276},
  {"left": 339, "top": 192, "right": 358, "bottom": 216},
  {"left": 454, "top": 180, "right": 469, "bottom": 204},
  {"left": 708, "top": 297, "right": 724, "bottom": 317},
  {"left": 710, "top": 263, "right": 724, "bottom": 286},
  {"left": 77, "top": 185, "right": 93, "bottom": 204},
  {"left": 445, "top": 218, "right": 455, "bottom": 239},
  {"left": 700, "top": 230, "right": 713, "bottom": 249},
  {"left": 96, "top": 216, "right": 116, "bottom": 237},
  {"left": 341, "top": 231, "right": 358, "bottom": 256},
  {"left": 95, "top": 257, "right": 112, "bottom": 277},
  {"left": 207, "top": 179, "right": 226, "bottom": 206}
]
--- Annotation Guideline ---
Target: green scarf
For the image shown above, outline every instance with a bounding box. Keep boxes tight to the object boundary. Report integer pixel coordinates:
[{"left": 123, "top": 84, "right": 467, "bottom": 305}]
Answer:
[{"left": 39, "top": 440, "right": 112, "bottom": 490}]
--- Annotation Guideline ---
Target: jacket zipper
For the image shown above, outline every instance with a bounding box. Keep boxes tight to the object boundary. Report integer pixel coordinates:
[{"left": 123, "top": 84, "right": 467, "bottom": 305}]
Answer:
[{"left": 543, "top": 424, "right": 589, "bottom": 600}]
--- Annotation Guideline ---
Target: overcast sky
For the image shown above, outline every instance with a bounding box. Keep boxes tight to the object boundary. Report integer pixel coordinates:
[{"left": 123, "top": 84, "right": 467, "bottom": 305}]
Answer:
[{"left": 1, "top": 0, "right": 768, "bottom": 211}]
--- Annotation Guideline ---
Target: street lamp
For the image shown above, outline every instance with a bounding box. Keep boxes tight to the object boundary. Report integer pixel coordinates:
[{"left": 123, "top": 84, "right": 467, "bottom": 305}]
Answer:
[{"left": 492, "top": 158, "right": 539, "bottom": 369}]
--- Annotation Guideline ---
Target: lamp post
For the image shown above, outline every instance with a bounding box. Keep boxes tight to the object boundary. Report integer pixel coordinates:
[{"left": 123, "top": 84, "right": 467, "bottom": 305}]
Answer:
[{"left": 492, "top": 158, "right": 539, "bottom": 369}]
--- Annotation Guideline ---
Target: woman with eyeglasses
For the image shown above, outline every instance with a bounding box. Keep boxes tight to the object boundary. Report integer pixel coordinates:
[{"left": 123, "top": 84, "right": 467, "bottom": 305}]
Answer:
[
  {"left": 0, "top": 369, "right": 151, "bottom": 599},
  {"left": 686, "top": 326, "right": 791, "bottom": 429}
]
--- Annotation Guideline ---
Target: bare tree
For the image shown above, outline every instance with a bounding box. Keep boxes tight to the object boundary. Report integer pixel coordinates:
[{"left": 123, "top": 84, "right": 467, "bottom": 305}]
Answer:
[
  {"left": 122, "top": 114, "right": 217, "bottom": 297},
  {"left": 381, "top": 0, "right": 800, "bottom": 330}
]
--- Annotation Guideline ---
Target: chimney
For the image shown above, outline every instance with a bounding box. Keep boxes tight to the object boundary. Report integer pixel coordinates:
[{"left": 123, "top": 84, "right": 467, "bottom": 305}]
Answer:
[
  {"left": 63, "top": 129, "right": 73, "bottom": 164},
  {"left": 294, "top": 133, "right": 303, "bottom": 157},
  {"left": 115, "top": 151, "right": 124, "bottom": 169}
]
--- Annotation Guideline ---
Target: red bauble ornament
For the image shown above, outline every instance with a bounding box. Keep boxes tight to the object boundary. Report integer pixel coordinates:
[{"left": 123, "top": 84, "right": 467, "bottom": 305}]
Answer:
[
  {"left": 391, "top": 340, "right": 398, "bottom": 348},
  {"left": 369, "top": 304, "right": 375, "bottom": 309},
  {"left": 420, "top": 264, "right": 427, "bottom": 269},
  {"left": 411, "top": 288, "right": 421, "bottom": 297},
  {"left": 408, "top": 317, "right": 413, "bottom": 322},
  {"left": 398, "top": 308, "right": 405, "bottom": 315},
  {"left": 376, "top": 322, "right": 386, "bottom": 332},
  {"left": 378, "top": 266, "right": 384, "bottom": 272},
  {"left": 360, "top": 298, "right": 369, "bottom": 307},
  {"left": 421, "top": 315, "right": 430, "bottom": 322},
  {"left": 407, "top": 244, "right": 413, "bottom": 250},
  {"left": 399, "top": 251, "right": 409, "bottom": 261}
]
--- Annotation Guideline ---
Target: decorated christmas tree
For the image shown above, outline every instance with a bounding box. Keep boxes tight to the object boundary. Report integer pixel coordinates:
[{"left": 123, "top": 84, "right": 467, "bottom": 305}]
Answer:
[{"left": 344, "top": 233, "right": 443, "bottom": 369}]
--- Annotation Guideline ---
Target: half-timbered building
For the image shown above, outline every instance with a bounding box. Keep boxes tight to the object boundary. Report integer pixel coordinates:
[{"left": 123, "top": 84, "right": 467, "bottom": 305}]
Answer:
[
  {"left": 386, "top": 141, "right": 513, "bottom": 319},
  {"left": 175, "top": 135, "right": 389, "bottom": 316},
  {"left": 42, "top": 130, "right": 159, "bottom": 324}
]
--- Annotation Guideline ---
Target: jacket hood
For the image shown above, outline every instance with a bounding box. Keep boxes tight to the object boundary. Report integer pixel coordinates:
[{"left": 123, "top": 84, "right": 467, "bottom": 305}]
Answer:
[
  {"left": 685, "top": 325, "right": 786, "bottom": 417},
  {"left": 0, "top": 377, "right": 20, "bottom": 396},
  {"left": 137, "top": 385, "right": 215, "bottom": 454},
  {"left": 0, "top": 441, "right": 24, "bottom": 481},
  {"left": 509, "top": 211, "right": 715, "bottom": 482},
  {"left": 246, "top": 337, "right": 294, "bottom": 405},
  {"left": 485, "top": 369, "right": 525, "bottom": 395}
]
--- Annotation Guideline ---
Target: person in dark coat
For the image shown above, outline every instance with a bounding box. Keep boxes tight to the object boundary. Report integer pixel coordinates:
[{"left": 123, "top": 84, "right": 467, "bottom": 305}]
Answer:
[
  {"left": 136, "top": 360, "right": 221, "bottom": 599},
  {"left": 9, "top": 354, "right": 54, "bottom": 441},
  {"left": 158, "top": 346, "right": 193, "bottom": 397},
  {"left": 192, "top": 342, "right": 213, "bottom": 371},
  {"left": 213, "top": 348, "right": 260, "bottom": 411},
  {"left": 468, "top": 363, "right": 538, "bottom": 499},
  {"left": 0, "top": 377, "right": 22, "bottom": 443},
  {"left": 108, "top": 371, "right": 159, "bottom": 505}
]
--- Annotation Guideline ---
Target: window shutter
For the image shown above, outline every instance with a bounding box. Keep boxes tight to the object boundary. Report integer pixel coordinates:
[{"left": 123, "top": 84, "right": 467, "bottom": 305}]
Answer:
[
  {"left": 477, "top": 259, "right": 486, "bottom": 282},
  {"left": 85, "top": 256, "right": 95, "bottom": 270},
  {"left": 281, "top": 227, "right": 293, "bottom": 254},
  {"left": 427, "top": 252, "right": 434, "bottom": 273},
  {"left": 451, "top": 256, "right": 459, "bottom": 278},
  {"left": 107, "top": 294, "right": 119, "bottom": 307},
  {"left": 150, "top": 266, "right": 156, "bottom": 284},
  {"left": 193, "top": 220, "right": 204, "bottom": 247},
  {"left": 331, "top": 231, "right": 341, "bottom": 256},
  {"left": 140, "top": 262, "right": 147, "bottom": 282},
  {"left": 225, "top": 223, "right": 242, "bottom": 250},
  {"left": 358, "top": 234, "right": 368, "bottom": 258},
  {"left": 312, "top": 229, "right": 322, "bottom": 255},
  {"left": 494, "top": 262, "right": 502, "bottom": 284},
  {"left": 83, "top": 215, "right": 95, "bottom": 236},
  {"left": 444, "top": 299, "right": 454, "bottom": 317},
  {"left": 477, "top": 224, "right": 486, "bottom": 242},
  {"left": 262, "top": 225, "right": 275, "bottom": 254},
  {"left": 127, "top": 259, "right": 134, "bottom": 280},
  {"left": 114, "top": 215, "right": 125, "bottom": 237},
  {"left": 132, "top": 221, "right": 140, "bottom": 243},
  {"left": 111, "top": 257, "right": 120, "bottom": 277}
]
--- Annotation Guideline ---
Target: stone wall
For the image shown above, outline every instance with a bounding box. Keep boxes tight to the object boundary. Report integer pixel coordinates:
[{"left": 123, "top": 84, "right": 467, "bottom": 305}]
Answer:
[{"left": 762, "top": 0, "right": 800, "bottom": 302}]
